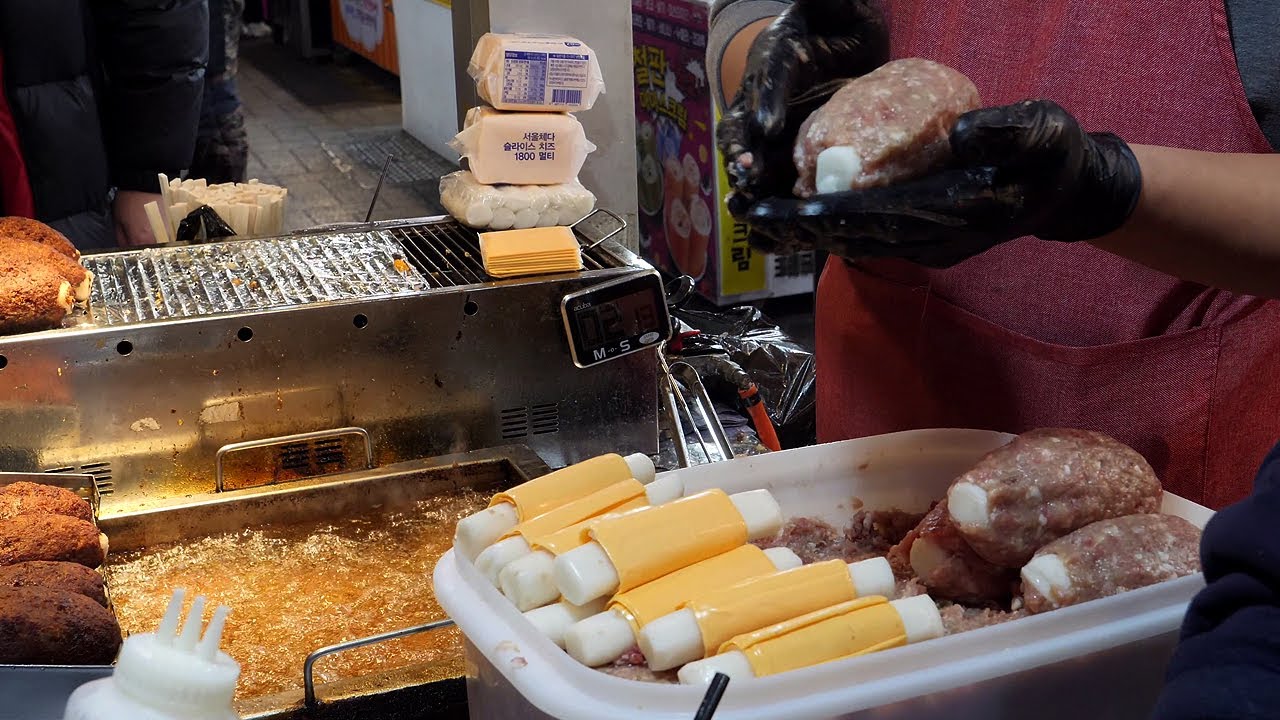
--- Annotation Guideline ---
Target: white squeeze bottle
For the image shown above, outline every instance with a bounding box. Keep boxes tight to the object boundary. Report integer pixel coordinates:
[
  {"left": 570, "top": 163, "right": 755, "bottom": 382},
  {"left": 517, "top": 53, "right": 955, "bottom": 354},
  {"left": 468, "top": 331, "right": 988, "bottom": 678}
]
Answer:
[{"left": 64, "top": 588, "right": 240, "bottom": 720}]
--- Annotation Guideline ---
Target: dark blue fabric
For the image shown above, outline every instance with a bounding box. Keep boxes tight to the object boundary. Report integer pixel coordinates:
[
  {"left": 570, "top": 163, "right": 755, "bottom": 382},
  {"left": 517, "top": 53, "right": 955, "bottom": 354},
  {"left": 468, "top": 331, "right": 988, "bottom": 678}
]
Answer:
[
  {"left": 1224, "top": 0, "right": 1280, "bottom": 151},
  {"left": 0, "top": 0, "right": 208, "bottom": 241},
  {"left": 1151, "top": 442, "right": 1280, "bottom": 719},
  {"left": 199, "top": 77, "right": 241, "bottom": 137},
  {"left": 198, "top": 0, "right": 241, "bottom": 141}
]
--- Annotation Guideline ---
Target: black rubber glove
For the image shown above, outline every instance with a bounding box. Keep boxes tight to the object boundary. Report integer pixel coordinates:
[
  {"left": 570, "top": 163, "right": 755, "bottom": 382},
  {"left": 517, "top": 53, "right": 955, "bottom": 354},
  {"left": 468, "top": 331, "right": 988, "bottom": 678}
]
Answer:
[
  {"left": 742, "top": 100, "right": 1145, "bottom": 268},
  {"left": 714, "top": 0, "right": 889, "bottom": 215}
]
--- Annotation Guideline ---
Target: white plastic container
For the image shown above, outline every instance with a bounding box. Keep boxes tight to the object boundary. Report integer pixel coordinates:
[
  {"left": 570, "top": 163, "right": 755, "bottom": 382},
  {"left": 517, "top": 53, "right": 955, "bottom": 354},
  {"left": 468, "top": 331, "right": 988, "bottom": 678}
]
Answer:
[
  {"left": 434, "top": 429, "right": 1214, "bottom": 720},
  {"left": 63, "top": 590, "right": 240, "bottom": 720}
]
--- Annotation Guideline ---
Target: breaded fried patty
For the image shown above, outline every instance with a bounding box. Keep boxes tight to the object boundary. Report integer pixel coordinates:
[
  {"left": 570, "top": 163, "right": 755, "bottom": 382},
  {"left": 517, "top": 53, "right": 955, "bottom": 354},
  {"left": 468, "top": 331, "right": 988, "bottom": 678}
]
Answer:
[
  {"left": 0, "top": 264, "right": 73, "bottom": 333},
  {"left": 0, "top": 514, "right": 106, "bottom": 567},
  {"left": 0, "top": 216, "right": 79, "bottom": 259},
  {"left": 0, "top": 561, "right": 106, "bottom": 606},
  {"left": 0, "top": 237, "right": 91, "bottom": 301},
  {"left": 0, "top": 482, "right": 94, "bottom": 523},
  {"left": 0, "top": 586, "right": 121, "bottom": 664}
]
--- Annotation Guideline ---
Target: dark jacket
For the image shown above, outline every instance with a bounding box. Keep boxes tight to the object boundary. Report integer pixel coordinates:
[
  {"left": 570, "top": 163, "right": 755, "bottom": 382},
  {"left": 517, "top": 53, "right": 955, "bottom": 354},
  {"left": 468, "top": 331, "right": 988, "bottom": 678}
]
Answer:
[
  {"left": 0, "top": 0, "right": 208, "bottom": 249},
  {"left": 1151, "top": 442, "right": 1280, "bottom": 719}
]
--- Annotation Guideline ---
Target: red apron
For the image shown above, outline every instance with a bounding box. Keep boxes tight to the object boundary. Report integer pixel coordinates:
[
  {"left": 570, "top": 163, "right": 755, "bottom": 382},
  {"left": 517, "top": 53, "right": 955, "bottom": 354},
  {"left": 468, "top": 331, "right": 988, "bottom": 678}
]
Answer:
[{"left": 816, "top": 0, "right": 1278, "bottom": 509}]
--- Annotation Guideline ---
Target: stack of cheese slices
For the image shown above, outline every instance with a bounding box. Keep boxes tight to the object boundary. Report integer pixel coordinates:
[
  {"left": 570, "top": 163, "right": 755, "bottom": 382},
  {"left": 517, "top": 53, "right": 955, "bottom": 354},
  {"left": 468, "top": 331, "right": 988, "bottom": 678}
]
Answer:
[
  {"left": 478, "top": 226, "right": 583, "bottom": 278},
  {"left": 443, "top": 33, "right": 606, "bottom": 276}
]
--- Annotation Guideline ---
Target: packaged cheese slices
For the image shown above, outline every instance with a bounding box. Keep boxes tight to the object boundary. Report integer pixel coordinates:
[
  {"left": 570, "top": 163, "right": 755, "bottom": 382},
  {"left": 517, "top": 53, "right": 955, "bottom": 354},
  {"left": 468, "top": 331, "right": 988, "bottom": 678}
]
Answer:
[
  {"left": 439, "top": 170, "right": 596, "bottom": 231},
  {"left": 468, "top": 33, "right": 605, "bottom": 113},
  {"left": 450, "top": 107, "right": 596, "bottom": 186}
]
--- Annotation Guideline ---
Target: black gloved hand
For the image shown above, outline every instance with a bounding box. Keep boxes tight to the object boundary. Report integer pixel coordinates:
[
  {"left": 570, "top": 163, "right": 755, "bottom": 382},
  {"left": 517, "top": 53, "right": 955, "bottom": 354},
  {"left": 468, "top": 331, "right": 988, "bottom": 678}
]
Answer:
[
  {"left": 742, "top": 100, "right": 1145, "bottom": 268},
  {"left": 714, "top": 0, "right": 889, "bottom": 214}
]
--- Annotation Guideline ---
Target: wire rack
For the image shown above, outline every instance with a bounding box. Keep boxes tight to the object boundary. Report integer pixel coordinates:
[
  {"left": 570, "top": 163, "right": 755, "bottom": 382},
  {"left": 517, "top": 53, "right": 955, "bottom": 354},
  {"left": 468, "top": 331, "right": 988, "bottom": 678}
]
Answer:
[{"left": 84, "top": 221, "right": 617, "bottom": 326}]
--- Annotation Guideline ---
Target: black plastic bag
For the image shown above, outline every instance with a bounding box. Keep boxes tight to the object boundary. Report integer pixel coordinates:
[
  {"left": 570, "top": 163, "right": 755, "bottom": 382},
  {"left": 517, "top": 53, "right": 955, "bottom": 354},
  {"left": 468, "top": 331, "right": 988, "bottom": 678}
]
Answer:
[
  {"left": 175, "top": 205, "right": 238, "bottom": 243},
  {"left": 669, "top": 306, "right": 817, "bottom": 449}
]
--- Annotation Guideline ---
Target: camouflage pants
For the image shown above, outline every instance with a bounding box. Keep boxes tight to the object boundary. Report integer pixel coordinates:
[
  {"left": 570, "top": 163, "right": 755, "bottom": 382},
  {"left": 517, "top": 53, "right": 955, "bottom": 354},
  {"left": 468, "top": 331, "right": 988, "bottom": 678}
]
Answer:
[{"left": 191, "top": 106, "right": 249, "bottom": 184}]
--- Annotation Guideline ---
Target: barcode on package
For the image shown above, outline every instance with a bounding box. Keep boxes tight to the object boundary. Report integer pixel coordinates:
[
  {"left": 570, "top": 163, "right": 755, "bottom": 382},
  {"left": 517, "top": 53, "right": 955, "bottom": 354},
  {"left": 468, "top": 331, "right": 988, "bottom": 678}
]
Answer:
[
  {"left": 552, "top": 89, "right": 583, "bottom": 105},
  {"left": 502, "top": 50, "right": 590, "bottom": 106}
]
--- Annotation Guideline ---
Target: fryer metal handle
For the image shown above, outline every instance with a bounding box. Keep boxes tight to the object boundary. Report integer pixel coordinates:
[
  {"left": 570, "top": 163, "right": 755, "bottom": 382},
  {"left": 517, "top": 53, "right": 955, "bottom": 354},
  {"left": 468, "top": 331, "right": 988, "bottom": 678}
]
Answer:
[
  {"left": 302, "top": 618, "right": 457, "bottom": 708},
  {"left": 0, "top": 471, "right": 97, "bottom": 486},
  {"left": 214, "top": 426, "right": 374, "bottom": 492},
  {"left": 571, "top": 208, "right": 628, "bottom": 249}
]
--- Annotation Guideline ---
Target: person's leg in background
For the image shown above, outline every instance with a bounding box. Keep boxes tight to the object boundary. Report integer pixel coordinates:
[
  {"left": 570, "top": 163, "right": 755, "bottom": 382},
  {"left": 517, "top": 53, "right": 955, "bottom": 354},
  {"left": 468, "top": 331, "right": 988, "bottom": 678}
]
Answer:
[
  {"left": 191, "top": 0, "right": 249, "bottom": 184},
  {"left": 242, "top": 0, "right": 272, "bottom": 38}
]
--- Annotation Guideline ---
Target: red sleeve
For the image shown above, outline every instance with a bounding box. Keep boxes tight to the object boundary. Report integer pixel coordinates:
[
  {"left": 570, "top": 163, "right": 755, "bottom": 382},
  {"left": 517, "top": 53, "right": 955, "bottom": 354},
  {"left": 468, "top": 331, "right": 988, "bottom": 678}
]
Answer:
[{"left": 0, "top": 50, "right": 35, "bottom": 218}]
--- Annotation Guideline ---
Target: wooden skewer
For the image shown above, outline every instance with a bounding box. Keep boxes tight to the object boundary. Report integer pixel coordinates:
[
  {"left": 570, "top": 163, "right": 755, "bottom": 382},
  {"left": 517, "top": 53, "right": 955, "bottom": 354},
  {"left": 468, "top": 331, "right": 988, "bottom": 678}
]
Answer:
[
  {"left": 144, "top": 201, "right": 171, "bottom": 244},
  {"left": 168, "top": 204, "right": 188, "bottom": 235},
  {"left": 154, "top": 173, "right": 289, "bottom": 239}
]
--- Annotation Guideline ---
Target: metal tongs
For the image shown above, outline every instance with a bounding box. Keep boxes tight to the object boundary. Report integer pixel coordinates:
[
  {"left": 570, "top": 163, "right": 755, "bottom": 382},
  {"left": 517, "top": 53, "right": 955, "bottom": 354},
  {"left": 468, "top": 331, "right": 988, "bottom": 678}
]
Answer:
[
  {"left": 659, "top": 276, "right": 735, "bottom": 469},
  {"left": 661, "top": 355, "right": 735, "bottom": 468}
]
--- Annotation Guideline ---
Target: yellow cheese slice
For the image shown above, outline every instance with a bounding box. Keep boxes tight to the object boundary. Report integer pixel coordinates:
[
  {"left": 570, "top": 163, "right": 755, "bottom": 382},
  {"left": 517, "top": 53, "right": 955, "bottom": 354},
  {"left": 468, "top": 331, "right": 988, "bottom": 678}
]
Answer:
[
  {"left": 609, "top": 545, "right": 776, "bottom": 633},
  {"left": 501, "top": 478, "right": 647, "bottom": 543},
  {"left": 487, "top": 260, "right": 582, "bottom": 269},
  {"left": 489, "top": 261, "right": 581, "bottom": 266},
  {"left": 720, "top": 596, "right": 906, "bottom": 678},
  {"left": 687, "top": 559, "right": 857, "bottom": 656},
  {"left": 488, "top": 266, "right": 583, "bottom": 279},
  {"left": 586, "top": 490, "right": 748, "bottom": 593},
  {"left": 480, "top": 226, "right": 579, "bottom": 254},
  {"left": 491, "top": 453, "right": 633, "bottom": 520},
  {"left": 485, "top": 249, "right": 581, "bottom": 259},
  {"left": 486, "top": 256, "right": 581, "bottom": 262},
  {"left": 530, "top": 501, "right": 649, "bottom": 556}
]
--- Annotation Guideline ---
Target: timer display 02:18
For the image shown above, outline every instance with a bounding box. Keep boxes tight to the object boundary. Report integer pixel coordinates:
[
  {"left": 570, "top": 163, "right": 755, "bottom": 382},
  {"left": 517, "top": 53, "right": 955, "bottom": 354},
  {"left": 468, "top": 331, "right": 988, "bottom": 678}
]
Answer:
[
  {"left": 561, "top": 271, "right": 670, "bottom": 368},
  {"left": 574, "top": 292, "right": 658, "bottom": 351}
]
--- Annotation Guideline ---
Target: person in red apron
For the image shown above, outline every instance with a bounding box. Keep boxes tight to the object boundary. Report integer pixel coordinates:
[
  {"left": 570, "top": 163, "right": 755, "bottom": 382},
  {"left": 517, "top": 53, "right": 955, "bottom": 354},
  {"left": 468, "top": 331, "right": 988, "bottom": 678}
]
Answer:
[{"left": 707, "top": 0, "right": 1280, "bottom": 510}]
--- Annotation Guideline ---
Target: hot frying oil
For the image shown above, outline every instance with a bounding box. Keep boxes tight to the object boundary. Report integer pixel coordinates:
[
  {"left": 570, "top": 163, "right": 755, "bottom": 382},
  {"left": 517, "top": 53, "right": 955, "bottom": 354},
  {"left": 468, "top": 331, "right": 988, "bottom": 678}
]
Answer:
[{"left": 107, "top": 491, "right": 486, "bottom": 700}]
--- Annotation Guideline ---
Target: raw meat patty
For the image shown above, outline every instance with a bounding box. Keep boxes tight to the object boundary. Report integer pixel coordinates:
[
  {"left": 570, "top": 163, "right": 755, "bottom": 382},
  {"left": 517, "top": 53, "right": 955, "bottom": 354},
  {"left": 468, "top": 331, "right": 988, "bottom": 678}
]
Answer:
[
  {"left": 758, "top": 509, "right": 924, "bottom": 565},
  {"left": 792, "top": 58, "right": 980, "bottom": 197},
  {"left": 1021, "top": 514, "right": 1201, "bottom": 614},
  {"left": 0, "top": 482, "right": 94, "bottom": 523},
  {"left": 888, "top": 498, "right": 1017, "bottom": 605},
  {"left": 946, "top": 428, "right": 1164, "bottom": 568}
]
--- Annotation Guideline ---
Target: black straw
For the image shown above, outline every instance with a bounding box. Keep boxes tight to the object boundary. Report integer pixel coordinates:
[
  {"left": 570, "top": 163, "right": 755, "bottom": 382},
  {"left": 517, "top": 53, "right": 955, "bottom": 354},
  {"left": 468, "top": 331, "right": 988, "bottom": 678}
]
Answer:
[
  {"left": 364, "top": 154, "right": 396, "bottom": 223},
  {"left": 693, "top": 672, "right": 731, "bottom": 720}
]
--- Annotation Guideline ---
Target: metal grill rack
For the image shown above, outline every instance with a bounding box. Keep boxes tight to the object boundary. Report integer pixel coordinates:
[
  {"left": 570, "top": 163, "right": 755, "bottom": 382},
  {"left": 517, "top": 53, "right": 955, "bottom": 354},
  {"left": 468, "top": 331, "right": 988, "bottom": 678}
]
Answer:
[
  {"left": 390, "top": 222, "right": 611, "bottom": 288},
  {"left": 83, "top": 219, "right": 618, "bottom": 327}
]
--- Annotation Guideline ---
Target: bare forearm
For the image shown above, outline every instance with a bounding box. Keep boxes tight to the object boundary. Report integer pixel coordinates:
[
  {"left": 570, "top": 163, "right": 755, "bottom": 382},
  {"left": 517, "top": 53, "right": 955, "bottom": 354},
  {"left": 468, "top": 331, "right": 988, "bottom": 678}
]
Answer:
[{"left": 1094, "top": 145, "right": 1280, "bottom": 298}]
